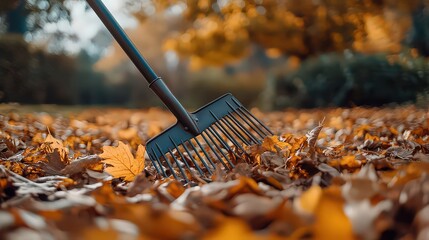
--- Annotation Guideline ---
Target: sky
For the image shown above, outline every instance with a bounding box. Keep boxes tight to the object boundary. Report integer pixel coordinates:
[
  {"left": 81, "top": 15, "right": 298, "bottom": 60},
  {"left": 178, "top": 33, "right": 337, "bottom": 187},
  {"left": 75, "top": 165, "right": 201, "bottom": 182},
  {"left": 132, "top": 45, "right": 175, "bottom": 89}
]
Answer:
[
  {"left": 48, "top": 0, "right": 137, "bottom": 54},
  {"left": 33, "top": 0, "right": 186, "bottom": 55}
]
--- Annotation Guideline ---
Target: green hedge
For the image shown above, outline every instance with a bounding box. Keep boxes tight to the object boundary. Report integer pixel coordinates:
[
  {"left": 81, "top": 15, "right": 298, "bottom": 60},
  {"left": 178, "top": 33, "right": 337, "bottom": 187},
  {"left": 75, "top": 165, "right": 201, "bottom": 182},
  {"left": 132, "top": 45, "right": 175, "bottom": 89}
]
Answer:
[{"left": 274, "top": 53, "right": 429, "bottom": 108}]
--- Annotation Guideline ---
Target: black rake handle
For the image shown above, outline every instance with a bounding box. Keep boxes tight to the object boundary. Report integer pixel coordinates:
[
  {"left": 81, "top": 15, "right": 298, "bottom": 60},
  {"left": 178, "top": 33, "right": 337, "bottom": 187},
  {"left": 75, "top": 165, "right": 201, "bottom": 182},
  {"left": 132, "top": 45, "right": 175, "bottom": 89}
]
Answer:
[{"left": 86, "top": 0, "right": 199, "bottom": 134}]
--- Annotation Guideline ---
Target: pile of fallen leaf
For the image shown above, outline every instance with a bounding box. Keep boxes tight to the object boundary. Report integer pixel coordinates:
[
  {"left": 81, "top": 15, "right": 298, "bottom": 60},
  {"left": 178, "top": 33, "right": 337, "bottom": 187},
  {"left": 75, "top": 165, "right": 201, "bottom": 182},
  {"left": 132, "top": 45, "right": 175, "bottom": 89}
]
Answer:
[{"left": 0, "top": 106, "right": 428, "bottom": 240}]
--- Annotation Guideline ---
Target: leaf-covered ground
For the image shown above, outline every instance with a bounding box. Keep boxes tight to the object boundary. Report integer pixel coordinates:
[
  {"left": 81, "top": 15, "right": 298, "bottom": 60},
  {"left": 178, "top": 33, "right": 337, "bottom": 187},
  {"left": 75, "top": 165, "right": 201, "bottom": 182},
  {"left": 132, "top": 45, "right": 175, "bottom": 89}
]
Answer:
[{"left": 0, "top": 106, "right": 428, "bottom": 240}]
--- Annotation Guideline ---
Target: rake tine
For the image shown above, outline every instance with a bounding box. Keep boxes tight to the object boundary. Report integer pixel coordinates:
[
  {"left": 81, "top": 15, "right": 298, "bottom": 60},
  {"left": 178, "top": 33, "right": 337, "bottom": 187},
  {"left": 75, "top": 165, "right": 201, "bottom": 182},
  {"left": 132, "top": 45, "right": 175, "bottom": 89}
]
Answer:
[
  {"left": 207, "top": 128, "right": 236, "bottom": 167},
  {"left": 209, "top": 111, "right": 245, "bottom": 151},
  {"left": 181, "top": 140, "right": 205, "bottom": 177},
  {"left": 148, "top": 152, "right": 162, "bottom": 175},
  {"left": 169, "top": 137, "right": 193, "bottom": 173},
  {"left": 201, "top": 132, "right": 230, "bottom": 170},
  {"left": 167, "top": 148, "right": 188, "bottom": 182},
  {"left": 226, "top": 114, "right": 260, "bottom": 144},
  {"left": 226, "top": 102, "right": 266, "bottom": 139},
  {"left": 232, "top": 109, "right": 266, "bottom": 139},
  {"left": 194, "top": 138, "right": 217, "bottom": 169},
  {"left": 207, "top": 127, "right": 234, "bottom": 153},
  {"left": 239, "top": 107, "right": 273, "bottom": 135},
  {"left": 220, "top": 117, "right": 251, "bottom": 145},
  {"left": 156, "top": 144, "right": 178, "bottom": 179},
  {"left": 213, "top": 122, "right": 246, "bottom": 152},
  {"left": 188, "top": 140, "right": 213, "bottom": 174},
  {"left": 150, "top": 149, "right": 167, "bottom": 177}
]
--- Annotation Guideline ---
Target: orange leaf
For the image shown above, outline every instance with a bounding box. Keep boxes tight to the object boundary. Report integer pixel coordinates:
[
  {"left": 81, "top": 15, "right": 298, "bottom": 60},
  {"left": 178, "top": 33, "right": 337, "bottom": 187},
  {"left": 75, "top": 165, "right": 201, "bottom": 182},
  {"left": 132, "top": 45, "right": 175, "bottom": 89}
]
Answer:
[
  {"left": 340, "top": 155, "right": 362, "bottom": 169},
  {"left": 99, "top": 142, "right": 145, "bottom": 181},
  {"left": 313, "top": 187, "right": 355, "bottom": 240},
  {"left": 261, "top": 136, "right": 291, "bottom": 153},
  {"left": 295, "top": 185, "right": 323, "bottom": 215},
  {"left": 117, "top": 128, "right": 138, "bottom": 141},
  {"left": 164, "top": 181, "right": 186, "bottom": 200},
  {"left": 203, "top": 218, "right": 262, "bottom": 240}
]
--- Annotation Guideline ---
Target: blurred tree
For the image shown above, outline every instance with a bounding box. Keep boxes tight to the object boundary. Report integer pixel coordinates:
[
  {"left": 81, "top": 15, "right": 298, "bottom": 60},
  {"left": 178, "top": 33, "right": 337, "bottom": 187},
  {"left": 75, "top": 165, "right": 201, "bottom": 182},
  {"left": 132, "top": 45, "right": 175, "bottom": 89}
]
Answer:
[
  {"left": 128, "top": 0, "right": 423, "bottom": 68},
  {"left": 0, "top": 0, "right": 71, "bottom": 35},
  {"left": 0, "top": 35, "right": 32, "bottom": 102},
  {"left": 407, "top": 1, "right": 429, "bottom": 56},
  {"left": 0, "top": 34, "right": 113, "bottom": 105},
  {"left": 75, "top": 50, "right": 108, "bottom": 105},
  {"left": 0, "top": 34, "right": 77, "bottom": 104}
]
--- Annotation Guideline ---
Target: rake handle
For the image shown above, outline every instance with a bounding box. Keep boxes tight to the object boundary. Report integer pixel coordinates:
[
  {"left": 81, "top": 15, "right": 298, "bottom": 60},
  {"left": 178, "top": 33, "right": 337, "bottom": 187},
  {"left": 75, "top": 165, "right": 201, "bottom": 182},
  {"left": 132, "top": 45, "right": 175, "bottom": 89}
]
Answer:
[{"left": 86, "top": 0, "right": 199, "bottom": 135}]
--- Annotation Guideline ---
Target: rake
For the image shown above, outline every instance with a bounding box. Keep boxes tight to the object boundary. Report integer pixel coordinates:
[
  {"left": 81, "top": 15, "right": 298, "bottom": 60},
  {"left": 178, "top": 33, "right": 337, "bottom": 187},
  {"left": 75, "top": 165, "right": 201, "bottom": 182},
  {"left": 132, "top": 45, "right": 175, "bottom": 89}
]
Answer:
[{"left": 87, "top": 0, "right": 273, "bottom": 182}]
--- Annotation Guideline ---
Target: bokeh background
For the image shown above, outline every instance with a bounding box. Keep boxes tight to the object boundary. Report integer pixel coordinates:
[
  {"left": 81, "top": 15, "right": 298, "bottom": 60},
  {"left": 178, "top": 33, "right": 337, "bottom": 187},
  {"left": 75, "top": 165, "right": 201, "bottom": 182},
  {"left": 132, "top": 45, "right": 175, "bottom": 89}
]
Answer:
[{"left": 1, "top": 0, "right": 429, "bottom": 110}]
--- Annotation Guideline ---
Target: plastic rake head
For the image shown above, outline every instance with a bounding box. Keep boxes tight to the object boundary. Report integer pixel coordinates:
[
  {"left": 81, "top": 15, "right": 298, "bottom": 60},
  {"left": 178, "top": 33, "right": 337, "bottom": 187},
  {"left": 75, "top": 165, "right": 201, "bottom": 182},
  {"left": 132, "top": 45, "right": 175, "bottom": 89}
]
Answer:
[{"left": 146, "top": 94, "right": 272, "bottom": 182}]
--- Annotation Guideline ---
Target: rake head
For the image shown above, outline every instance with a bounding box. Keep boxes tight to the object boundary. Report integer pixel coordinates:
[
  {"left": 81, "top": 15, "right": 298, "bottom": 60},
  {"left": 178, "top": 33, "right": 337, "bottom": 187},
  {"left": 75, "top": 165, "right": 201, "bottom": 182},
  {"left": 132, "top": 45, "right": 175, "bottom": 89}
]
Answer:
[{"left": 146, "top": 93, "right": 272, "bottom": 182}]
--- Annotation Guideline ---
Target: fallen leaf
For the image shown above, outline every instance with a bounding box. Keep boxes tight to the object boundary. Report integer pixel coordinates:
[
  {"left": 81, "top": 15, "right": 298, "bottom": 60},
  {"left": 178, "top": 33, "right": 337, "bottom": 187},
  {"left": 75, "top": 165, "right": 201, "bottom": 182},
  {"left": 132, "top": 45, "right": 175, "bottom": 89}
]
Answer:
[
  {"left": 83, "top": 228, "right": 119, "bottom": 240},
  {"left": 386, "top": 146, "right": 414, "bottom": 160},
  {"left": 313, "top": 187, "right": 355, "bottom": 240},
  {"left": 157, "top": 180, "right": 186, "bottom": 202},
  {"left": 117, "top": 128, "right": 138, "bottom": 141},
  {"left": 99, "top": 142, "right": 145, "bottom": 181},
  {"left": 232, "top": 194, "right": 283, "bottom": 223},
  {"left": 203, "top": 218, "right": 262, "bottom": 240},
  {"left": 344, "top": 199, "right": 392, "bottom": 238},
  {"left": 61, "top": 155, "right": 102, "bottom": 175},
  {"left": 306, "top": 121, "right": 324, "bottom": 157},
  {"left": 228, "top": 177, "right": 263, "bottom": 196},
  {"left": 414, "top": 205, "right": 429, "bottom": 231},
  {"left": 331, "top": 155, "right": 362, "bottom": 169},
  {"left": 342, "top": 164, "right": 379, "bottom": 202},
  {"left": 295, "top": 185, "right": 323, "bottom": 215},
  {"left": 317, "top": 163, "right": 340, "bottom": 177},
  {"left": 127, "top": 173, "right": 151, "bottom": 197},
  {"left": 13, "top": 209, "right": 47, "bottom": 230},
  {"left": 43, "top": 134, "right": 69, "bottom": 162},
  {"left": 261, "top": 136, "right": 291, "bottom": 153},
  {"left": 40, "top": 150, "right": 66, "bottom": 175}
]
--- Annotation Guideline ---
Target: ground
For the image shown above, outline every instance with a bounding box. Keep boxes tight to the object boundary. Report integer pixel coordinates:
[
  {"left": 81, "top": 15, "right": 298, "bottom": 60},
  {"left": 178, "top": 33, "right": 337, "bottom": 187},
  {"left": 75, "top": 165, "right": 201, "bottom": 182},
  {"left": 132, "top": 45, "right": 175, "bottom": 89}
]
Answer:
[{"left": 0, "top": 105, "right": 428, "bottom": 240}]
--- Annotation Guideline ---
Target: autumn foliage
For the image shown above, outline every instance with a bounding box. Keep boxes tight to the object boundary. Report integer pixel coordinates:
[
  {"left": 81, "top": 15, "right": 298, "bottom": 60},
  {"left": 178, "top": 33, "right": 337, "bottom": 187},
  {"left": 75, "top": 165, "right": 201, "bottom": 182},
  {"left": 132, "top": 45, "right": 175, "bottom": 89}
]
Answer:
[{"left": 0, "top": 106, "right": 429, "bottom": 239}]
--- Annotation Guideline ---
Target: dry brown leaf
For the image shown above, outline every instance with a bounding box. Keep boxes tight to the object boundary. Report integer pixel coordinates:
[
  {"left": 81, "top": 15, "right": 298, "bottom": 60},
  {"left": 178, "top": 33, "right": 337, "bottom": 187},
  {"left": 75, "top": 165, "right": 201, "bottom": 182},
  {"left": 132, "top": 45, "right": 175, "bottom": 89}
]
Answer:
[
  {"left": 99, "top": 142, "right": 145, "bottom": 181},
  {"left": 61, "top": 155, "right": 102, "bottom": 175},
  {"left": 232, "top": 194, "right": 283, "bottom": 220},
  {"left": 43, "top": 134, "right": 69, "bottom": 162},
  {"left": 306, "top": 121, "right": 324, "bottom": 157}
]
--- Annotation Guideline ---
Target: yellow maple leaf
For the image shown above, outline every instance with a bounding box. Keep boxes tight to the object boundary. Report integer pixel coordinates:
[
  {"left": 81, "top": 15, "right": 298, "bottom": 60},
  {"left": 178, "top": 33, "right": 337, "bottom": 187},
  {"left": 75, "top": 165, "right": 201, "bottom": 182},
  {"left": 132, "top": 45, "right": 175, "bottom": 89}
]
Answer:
[
  {"left": 43, "top": 134, "right": 69, "bottom": 161},
  {"left": 99, "top": 142, "right": 145, "bottom": 181}
]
